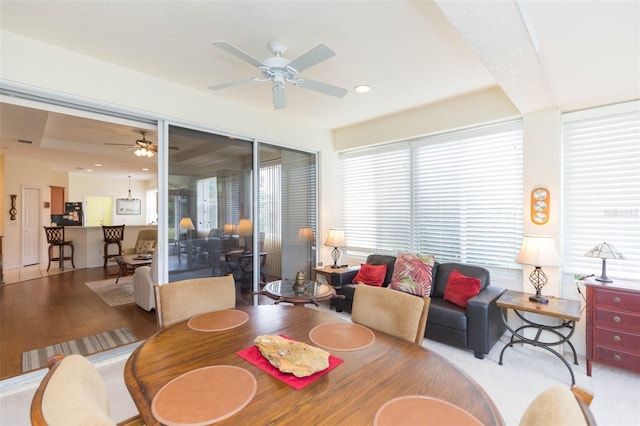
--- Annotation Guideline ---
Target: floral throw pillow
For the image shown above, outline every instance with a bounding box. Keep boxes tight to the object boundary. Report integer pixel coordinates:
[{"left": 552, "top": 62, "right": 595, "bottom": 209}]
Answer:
[
  {"left": 389, "top": 253, "right": 435, "bottom": 296},
  {"left": 135, "top": 240, "right": 156, "bottom": 254}
]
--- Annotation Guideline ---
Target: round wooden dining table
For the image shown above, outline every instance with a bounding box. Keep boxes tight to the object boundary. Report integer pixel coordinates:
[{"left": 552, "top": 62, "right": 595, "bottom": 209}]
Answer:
[{"left": 125, "top": 305, "right": 504, "bottom": 425}]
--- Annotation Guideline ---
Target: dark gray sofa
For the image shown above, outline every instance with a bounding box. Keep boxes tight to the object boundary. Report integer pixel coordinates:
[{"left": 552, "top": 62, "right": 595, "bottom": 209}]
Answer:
[{"left": 329, "top": 254, "right": 506, "bottom": 359}]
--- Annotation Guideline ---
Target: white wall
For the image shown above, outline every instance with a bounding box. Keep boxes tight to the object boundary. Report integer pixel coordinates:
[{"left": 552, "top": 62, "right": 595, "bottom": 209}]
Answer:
[{"left": 69, "top": 174, "right": 151, "bottom": 226}]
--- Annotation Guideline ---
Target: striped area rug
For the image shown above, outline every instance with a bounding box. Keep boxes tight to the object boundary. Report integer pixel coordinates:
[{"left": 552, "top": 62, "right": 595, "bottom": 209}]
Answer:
[{"left": 21, "top": 327, "right": 137, "bottom": 372}]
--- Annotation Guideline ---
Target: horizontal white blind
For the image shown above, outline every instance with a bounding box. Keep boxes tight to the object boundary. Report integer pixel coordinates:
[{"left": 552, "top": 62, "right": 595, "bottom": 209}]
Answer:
[
  {"left": 340, "top": 121, "right": 523, "bottom": 268},
  {"left": 413, "top": 121, "right": 523, "bottom": 266},
  {"left": 562, "top": 101, "right": 640, "bottom": 280},
  {"left": 341, "top": 144, "right": 412, "bottom": 253}
]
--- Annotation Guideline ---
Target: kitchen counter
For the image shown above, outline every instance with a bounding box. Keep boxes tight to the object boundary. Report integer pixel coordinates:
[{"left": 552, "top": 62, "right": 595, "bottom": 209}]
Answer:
[{"left": 64, "top": 225, "right": 157, "bottom": 268}]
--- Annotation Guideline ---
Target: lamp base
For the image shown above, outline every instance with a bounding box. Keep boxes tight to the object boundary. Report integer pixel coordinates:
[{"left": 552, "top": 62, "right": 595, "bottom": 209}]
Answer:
[
  {"left": 330, "top": 264, "right": 341, "bottom": 269},
  {"left": 529, "top": 294, "right": 549, "bottom": 304},
  {"left": 595, "top": 276, "right": 613, "bottom": 283}
]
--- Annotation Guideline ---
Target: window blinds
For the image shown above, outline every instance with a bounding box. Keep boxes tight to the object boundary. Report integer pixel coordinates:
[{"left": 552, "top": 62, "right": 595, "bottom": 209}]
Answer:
[
  {"left": 341, "top": 121, "right": 523, "bottom": 268},
  {"left": 562, "top": 101, "right": 640, "bottom": 280},
  {"left": 412, "top": 122, "right": 523, "bottom": 266}
]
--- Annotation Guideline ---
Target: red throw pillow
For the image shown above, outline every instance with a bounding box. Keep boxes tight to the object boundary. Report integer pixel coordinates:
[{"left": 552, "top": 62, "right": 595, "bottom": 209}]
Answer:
[
  {"left": 352, "top": 263, "right": 388, "bottom": 287},
  {"left": 443, "top": 269, "right": 481, "bottom": 308}
]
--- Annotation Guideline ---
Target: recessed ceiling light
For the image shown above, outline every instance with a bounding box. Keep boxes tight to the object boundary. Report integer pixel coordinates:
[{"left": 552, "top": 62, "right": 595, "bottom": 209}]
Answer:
[
  {"left": 87, "top": 169, "right": 94, "bottom": 172},
  {"left": 354, "top": 85, "right": 371, "bottom": 93},
  {"left": 142, "top": 168, "right": 149, "bottom": 171},
  {"left": 94, "top": 163, "right": 102, "bottom": 167}
]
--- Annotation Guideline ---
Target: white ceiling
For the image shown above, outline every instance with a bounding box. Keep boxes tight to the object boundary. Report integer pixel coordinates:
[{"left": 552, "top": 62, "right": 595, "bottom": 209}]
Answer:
[{"left": 0, "top": 0, "right": 638, "bottom": 177}]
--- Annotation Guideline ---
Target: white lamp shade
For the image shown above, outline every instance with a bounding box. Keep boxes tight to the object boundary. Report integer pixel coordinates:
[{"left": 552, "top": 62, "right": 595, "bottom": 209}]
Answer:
[
  {"left": 238, "top": 219, "right": 252, "bottom": 237},
  {"left": 298, "top": 227, "right": 315, "bottom": 244},
  {"left": 223, "top": 224, "right": 237, "bottom": 235},
  {"left": 179, "top": 217, "right": 195, "bottom": 230},
  {"left": 324, "top": 229, "right": 346, "bottom": 247},
  {"left": 516, "top": 235, "right": 560, "bottom": 267}
]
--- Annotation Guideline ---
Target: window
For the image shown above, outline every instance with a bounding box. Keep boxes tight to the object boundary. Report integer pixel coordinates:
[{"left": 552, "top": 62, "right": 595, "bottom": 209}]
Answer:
[
  {"left": 341, "top": 120, "right": 523, "bottom": 268},
  {"left": 197, "top": 177, "right": 218, "bottom": 231},
  {"left": 562, "top": 101, "right": 640, "bottom": 281}
]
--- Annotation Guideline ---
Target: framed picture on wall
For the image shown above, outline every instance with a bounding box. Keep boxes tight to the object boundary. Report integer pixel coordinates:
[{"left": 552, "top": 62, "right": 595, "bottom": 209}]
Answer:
[{"left": 116, "top": 198, "right": 141, "bottom": 215}]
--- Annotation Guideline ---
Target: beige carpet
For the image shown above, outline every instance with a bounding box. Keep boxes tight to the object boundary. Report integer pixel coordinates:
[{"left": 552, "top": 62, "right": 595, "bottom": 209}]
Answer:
[{"left": 85, "top": 277, "right": 134, "bottom": 307}]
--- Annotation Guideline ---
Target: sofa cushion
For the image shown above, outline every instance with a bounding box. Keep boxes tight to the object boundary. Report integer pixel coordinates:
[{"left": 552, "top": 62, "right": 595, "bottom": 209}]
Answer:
[
  {"left": 443, "top": 269, "right": 481, "bottom": 308},
  {"left": 432, "top": 263, "right": 489, "bottom": 299},
  {"left": 389, "top": 253, "right": 435, "bottom": 296},
  {"left": 135, "top": 239, "right": 156, "bottom": 254},
  {"left": 352, "top": 263, "right": 387, "bottom": 286},
  {"left": 365, "top": 254, "right": 397, "bottom": 286},
  {"left": 427, "top": 298, "right": 468, "bottom": 331}
]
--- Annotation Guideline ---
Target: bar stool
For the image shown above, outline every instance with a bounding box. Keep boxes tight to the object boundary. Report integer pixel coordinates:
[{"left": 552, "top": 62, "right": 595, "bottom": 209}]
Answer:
[
  {"left": 102, "top": 225, "right": 125, "bottom": 268},
  {"left": 43, "top": 226, "right": 75, "bottom": 271}
]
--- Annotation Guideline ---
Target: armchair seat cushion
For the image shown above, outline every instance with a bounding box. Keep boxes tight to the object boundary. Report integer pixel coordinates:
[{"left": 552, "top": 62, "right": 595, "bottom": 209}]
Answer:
[{"left": 428, "top": 298, "right": 468, "bottom": 331}]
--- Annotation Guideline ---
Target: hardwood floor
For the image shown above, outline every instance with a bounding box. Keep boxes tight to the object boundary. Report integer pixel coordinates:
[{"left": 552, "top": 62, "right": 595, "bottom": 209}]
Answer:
[
  {"left": 0, "top": 266, "right": 272, "bottom": 380},
  {"left": 0, "top": 266, "right": 157, "bottom": 380}
]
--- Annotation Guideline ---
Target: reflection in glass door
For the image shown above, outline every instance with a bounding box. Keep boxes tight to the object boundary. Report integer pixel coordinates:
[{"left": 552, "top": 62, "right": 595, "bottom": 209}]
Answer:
[{"left": 167, "top": 124, "right": 316, "bottom": 306}]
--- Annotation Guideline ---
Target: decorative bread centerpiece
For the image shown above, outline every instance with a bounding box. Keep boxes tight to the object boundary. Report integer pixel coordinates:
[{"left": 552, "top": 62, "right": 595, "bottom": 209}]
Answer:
[{"left": 254, "top": 335, "right": 330, "bottom": 377}]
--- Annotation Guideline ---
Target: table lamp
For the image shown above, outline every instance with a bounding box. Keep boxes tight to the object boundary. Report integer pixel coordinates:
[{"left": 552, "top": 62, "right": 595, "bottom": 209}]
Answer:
[
  {"left": 238, "top": 219, "right": 252, "bottom": 253},
  {"left": 516, "top": 235, "right": 560, "bottom": 304},
  {"left": 298, "top": 227, "right": 315, "bottom": 245},
  {"left": 179, "top": 217, "right": 195, "bottom": 233},
  {"left": 324, "top": 229, "right": 346, "bottom": 269},
  {"left": 585, "top": 242, "right": 625, "bottom": 283},
  {"left": 223, "top": 223, "right": 237, "bottom": 235}
]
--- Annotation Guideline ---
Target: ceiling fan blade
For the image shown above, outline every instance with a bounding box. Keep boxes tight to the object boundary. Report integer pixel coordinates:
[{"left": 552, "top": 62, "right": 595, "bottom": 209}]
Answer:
[
  {"left": 208, "top": 79, "right": 256, "bottom": 91},
  {"left": 288, "top": 44, "right": 335, "bottom": 73},
  {"left": 273, "top": 86, "right": 287, "bottom": 109},
  {"left": 212, "top": 41, "right": 263, "bottom": 68},
  {"left": 104, "top": 143, "right": 132, "bottom": 146},
  {"left": 299, "top": 79, "right": 348, "bottom": 98}
]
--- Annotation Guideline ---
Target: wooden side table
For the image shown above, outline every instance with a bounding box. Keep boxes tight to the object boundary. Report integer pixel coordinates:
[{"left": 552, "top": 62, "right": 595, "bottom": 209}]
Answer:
[
  {"left": 312, "top": 265, "right": 353, "bottom": 282},
  {"left": 585, "top": 279, "right": 640, "bottom": 375},
  {"left": 496, "top": 290, "right": 582, "bottom": 385}
]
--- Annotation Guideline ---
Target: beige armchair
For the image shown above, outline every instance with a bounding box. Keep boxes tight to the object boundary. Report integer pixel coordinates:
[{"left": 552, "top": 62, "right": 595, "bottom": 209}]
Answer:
[
  {"left": 154, "top": 275, "right": 236, "bottom": 331},
  {"left": 31, "top": 353, "right": 142, "bottom": 426},
  {"left": 352, "top": 284, "right": 430, "bottom": 345},
  {"left": 133, "top": 251, "right": 157, "bottom": 311},
  {"left": 123, "top": 229, "right": 157, "bottom": 255},
  {"left": 520, "top": 386, "right": 595, "bottom": 426}
]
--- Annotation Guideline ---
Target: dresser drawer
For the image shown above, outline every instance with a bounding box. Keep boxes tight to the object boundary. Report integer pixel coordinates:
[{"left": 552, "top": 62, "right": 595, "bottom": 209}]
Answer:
[
  {"left": 595, "top": 308, "right": 640, "bottom": 332},
  {"left": 594, "top": 287, "right": 640, "bottom": 311},
  {"left": 593, "top": 346, "right": 640, "bottom": 373},
  {"left": 594, "top": 327, "right": 640, "bottom": 354}
]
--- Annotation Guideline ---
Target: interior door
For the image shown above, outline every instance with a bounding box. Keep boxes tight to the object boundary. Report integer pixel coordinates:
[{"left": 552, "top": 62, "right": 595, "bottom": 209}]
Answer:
[{"left": 22, "top": 186, "right": 41, "bottom": 266}]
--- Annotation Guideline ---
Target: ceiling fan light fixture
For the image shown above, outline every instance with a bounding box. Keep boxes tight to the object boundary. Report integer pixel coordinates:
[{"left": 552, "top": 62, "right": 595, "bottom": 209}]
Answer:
[{"left": 134, "top": 147, "right": 154, "bottom": 158}]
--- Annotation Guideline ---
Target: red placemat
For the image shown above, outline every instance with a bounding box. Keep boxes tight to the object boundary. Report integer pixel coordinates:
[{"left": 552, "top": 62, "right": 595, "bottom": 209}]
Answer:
[{"left": 237, "top": 335, "right": 343, "bottom": 390}]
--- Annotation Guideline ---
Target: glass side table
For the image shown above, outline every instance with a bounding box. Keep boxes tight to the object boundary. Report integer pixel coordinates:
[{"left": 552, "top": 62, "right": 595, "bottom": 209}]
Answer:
[{"left": 261, "top": 279, "right": 337, "bottom": 306}]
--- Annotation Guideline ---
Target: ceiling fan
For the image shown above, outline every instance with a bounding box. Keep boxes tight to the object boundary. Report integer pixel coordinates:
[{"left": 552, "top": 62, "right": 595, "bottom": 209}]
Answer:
[
  {"left": 105, "top": 131, "right": 178, "bottom": 157},
  {"left": 208, "top": 40, "right": 348, "bottom": 109}
]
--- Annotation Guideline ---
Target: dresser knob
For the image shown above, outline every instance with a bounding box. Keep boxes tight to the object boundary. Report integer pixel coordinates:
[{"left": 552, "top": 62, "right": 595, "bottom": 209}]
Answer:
[
  {"left": 613, "top": 296, "right": 621, "bottom": 303},
  {"left": 613, "top": 335, "right": 621, "bottom": 342},
  {"left": 613, "top": 354, "right": 622, "bottom": 362},
  {"left": 613, "top": 316, "right": 621, "bottom": 323}
]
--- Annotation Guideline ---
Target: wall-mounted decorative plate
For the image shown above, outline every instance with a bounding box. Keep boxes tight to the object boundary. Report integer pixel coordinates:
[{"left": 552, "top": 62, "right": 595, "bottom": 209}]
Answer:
[{"left": 531, "top": 187, "right": 549, "bottom": 225}]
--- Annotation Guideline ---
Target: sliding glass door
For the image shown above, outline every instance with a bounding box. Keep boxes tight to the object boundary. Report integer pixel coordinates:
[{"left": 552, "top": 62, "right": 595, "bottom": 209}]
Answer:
[{"left": 167, "top": 124, "right": 317, "bottom": 305}]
